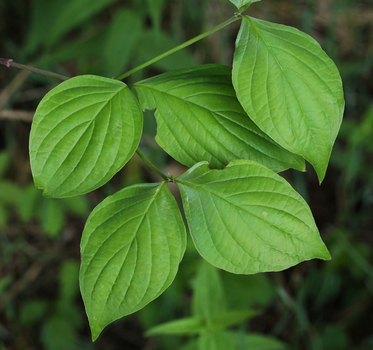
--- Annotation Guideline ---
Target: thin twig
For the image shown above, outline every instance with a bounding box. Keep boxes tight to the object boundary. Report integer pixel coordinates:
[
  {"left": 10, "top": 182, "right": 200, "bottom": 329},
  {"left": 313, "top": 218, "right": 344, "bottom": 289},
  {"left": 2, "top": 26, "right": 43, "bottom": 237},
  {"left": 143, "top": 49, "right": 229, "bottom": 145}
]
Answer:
[
  {"left": 0, "top": 110, "right": 34, "bottom": 122},
  {"left": 0, "top": 70, "right": 30, "bottom": 109},
  {"left": 0, "top": 58, "right": 70, "bottom": 81}
]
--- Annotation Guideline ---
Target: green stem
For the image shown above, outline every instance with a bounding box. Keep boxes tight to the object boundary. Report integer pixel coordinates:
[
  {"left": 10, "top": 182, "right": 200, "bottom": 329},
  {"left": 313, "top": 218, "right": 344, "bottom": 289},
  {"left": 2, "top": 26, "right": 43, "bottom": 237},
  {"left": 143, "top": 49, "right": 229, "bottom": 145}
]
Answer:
[
  {"left": 116, "top": 14, "right": 240, "bottom": 81},
  {"left": 136, "top": 148, "right": 168, "bottom": 181},
  {"left": 0, "top": 58, "right": 70, "bottom": 81}
]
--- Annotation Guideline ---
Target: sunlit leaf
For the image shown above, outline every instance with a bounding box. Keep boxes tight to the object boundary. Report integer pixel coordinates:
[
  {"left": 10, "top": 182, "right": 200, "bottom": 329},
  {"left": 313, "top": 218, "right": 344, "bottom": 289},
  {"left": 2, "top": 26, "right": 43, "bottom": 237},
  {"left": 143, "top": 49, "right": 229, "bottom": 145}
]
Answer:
[
  {"left": 232, "top": 17, "right": 344, "bottom": 181},
  {"left": 134, "top": 64, "right": 304, "bottom": 173},
  {"left": 177, "top": 160, "right": 330, "bottom": 274},
  {"left": 30, "top": 75, "right": 143, "bottom": 197},
  {"left": 80, "top": 182, "right": 186, "bottom": 341}
]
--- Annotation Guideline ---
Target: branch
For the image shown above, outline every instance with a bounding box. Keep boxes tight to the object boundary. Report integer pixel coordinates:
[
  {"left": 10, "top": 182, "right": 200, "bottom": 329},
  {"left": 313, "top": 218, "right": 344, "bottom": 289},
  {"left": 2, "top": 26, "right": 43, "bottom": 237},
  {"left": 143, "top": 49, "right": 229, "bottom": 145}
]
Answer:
[
  {"left": 0, "top": 110, "right": 34, "bottom": 122},
  {"left": 0, "top": 58, "right": 70, "bottom": 81}
]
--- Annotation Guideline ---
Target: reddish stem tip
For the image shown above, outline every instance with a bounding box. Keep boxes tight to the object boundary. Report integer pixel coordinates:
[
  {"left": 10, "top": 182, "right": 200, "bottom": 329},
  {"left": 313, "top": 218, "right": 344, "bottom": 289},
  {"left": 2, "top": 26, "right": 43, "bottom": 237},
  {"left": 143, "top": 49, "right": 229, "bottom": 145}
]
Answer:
[{"left": 0, "top": 58, "right": 13, "bottom": 68}]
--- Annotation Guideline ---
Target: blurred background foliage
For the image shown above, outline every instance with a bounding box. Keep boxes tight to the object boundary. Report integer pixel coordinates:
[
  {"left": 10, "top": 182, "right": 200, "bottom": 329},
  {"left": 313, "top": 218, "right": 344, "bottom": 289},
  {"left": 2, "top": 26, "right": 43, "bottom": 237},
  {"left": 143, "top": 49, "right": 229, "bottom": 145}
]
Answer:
[{"left": 0, "top": 0, "right": 372, "bottom": 349}]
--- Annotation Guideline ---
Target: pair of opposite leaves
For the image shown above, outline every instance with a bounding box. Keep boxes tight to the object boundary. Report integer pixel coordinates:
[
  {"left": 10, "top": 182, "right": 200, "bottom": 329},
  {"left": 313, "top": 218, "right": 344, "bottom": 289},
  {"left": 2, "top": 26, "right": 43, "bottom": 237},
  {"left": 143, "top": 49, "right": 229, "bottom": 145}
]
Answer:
[{"left": 29, "top": 16, "right": 344, "bottom": 340}]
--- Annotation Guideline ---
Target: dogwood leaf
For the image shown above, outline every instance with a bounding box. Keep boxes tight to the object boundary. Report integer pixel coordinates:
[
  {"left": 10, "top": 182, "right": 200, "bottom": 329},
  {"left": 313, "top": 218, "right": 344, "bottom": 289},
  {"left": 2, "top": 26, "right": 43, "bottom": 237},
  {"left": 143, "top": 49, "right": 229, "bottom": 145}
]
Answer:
[
  {"left": 30, "top": 75, "right": 143, "bottom": 197},
  {"left": 134, "top": 64, "right": 304, "bottom": 173},
  {"left": 80, "top": 182, "right": 186, "bottom": 341},
  {"left": 232, "top": 17, "right": 344, "bottom": 182},
  {"left": 177, "top": 160, "right": 330, "bottom": 274}
]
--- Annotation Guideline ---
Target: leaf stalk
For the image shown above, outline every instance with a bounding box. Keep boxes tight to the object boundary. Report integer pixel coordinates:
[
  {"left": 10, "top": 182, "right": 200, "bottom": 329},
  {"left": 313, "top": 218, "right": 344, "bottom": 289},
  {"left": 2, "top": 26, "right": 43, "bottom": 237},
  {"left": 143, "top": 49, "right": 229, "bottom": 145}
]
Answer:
[{"left": 136, "top": 148, "right": 169, "bottom": 181}]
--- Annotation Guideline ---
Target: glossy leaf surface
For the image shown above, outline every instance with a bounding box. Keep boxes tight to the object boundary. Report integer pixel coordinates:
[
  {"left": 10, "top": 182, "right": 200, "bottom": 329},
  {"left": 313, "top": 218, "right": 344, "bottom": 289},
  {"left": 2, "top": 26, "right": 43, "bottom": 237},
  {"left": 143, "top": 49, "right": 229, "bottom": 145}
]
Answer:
[
  {"left": 134, "top": 65, "right": 304, "bottom": 173},
  {"left": 177, "top": 160, "right": 330, "bottom": 274},
  {"left": 30, "top": 75, "right": 143, "bottom": 197},
  {"left": 80, "top": 182, "right": 186, "bottom": 341},
  {"left": 232, "top": 17, "right": 344, "bottom": 181}
]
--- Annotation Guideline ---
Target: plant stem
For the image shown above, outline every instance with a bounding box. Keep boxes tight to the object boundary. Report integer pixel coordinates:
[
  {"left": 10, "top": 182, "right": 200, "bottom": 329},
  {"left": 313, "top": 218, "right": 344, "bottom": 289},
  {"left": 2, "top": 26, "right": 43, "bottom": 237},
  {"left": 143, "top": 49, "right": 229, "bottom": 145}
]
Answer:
[
  {"left": 116, "top": 15, "right": 240, "bottom": 81},
  {"left": 0, "top": 58, "right": 70, "bottom": 81},
  {"left": 136, "top": 148, "right": 169, "bottom": 181}
]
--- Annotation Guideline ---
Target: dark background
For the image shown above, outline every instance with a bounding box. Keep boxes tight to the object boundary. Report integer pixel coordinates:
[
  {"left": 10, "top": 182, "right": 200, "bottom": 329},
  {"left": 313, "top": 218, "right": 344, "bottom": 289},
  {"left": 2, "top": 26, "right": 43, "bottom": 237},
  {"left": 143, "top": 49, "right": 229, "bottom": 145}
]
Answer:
[{"left": 0, "top": 0, "right": 372, "bottom": 349}]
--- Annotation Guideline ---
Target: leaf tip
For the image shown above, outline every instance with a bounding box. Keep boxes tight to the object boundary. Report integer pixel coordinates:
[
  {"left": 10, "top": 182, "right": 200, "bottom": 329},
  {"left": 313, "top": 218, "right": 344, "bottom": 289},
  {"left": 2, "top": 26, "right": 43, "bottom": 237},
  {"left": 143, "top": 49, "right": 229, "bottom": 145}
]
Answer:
[
  {"left": 317, "top": 245, "right": 331, "bottom": 261},
  {"left": 89, "top": 319, "right": 103, "bottom": 342},
  {"left": 323, "top": 250, "right": 332, "bottom": 261}
]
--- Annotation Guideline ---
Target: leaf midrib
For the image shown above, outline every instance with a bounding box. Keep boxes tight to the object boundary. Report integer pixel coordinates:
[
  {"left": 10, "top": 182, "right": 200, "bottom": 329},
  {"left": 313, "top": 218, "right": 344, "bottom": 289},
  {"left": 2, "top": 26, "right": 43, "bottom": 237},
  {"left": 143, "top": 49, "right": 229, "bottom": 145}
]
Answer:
[
  {"left": 82, "top": 183, "right": 166, "bottom": 318},
  {"left": 176, "top": 177, "right": 316, "bottom": 247},
  {"left": 136, "top": 84, "right": 296, "bottom": 167},
  {"left": 246, "top": 16, "right": 335, "bottom": 161}
]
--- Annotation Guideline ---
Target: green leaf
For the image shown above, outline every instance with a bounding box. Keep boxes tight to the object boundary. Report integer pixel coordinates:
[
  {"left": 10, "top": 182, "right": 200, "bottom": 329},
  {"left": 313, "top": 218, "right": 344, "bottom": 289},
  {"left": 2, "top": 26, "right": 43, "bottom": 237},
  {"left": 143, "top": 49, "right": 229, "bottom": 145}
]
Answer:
[
  {"left": 25, "top": 0, "right": 120, "bottom": 53},
  {"left": 41, "top": 316, "right": 78, "bottom": 350},
  {"left": 46, "top": 28, "right": 108, "bottom": 63},
  {"left": 192, "top": 261, "right": 227, "bottom": 318},
  {"left": 147, "top": 262, "right": 256, "bottom": 337},
  {"left": 0, "top": 181, "right": 23, "bottom": 205},
  {"left": 29, "top": 75, "right": 143, "bottom": 198},
  {"left": 17, "top": 185, "right": 41, "bottom": 222},
  {"left": 39, "top": 199, "right": 65, "bottom": 237},
  {"left": 231, "top": 331, "right": 288, "bottom": 350},
  {"left": 181, "top": 331, "right": 288, "bottom": 350},
  {"left": 221, "top": 273, "right": 274, "bottom": 309},
  {"left": 198, "top": 331, "right": 236, "bottom": 350},
  {"left": 232, "top": 17, "right": 344, "bottom": 182},
  {"left": 60, "top": 195, "right": 90, "bottom": 216},
  {"left": 19, "top": 300, "right": 48, "bottom": 326},
  {"left": 208, "top": 309, "right": 258, "bottom": 330},
  {"left": 79, "top": 182, "right": 186, "bottom": 341},
  {"left": 137, "top": 29, "right": 196, "bottom": 72},
  {"left": 177, "top": 160, "right": 330, "bottom": 274},
  {"left": 59, "top": 261, "right": 80, "bottom": 301},
  {"left": 134, "top": 65, "right": 304, "bottom": 173},
  {"left": 229, "top": 0, "right": 261, "bottom": 12},
  {"left": 104, "top": 9, "right": 143, "bottom": 77},
  {"left": 146, "top": 316, "right": 205, "bottom": 336},
  {"left": 146, "top": 0, "right": 167, "bottom": 30}
]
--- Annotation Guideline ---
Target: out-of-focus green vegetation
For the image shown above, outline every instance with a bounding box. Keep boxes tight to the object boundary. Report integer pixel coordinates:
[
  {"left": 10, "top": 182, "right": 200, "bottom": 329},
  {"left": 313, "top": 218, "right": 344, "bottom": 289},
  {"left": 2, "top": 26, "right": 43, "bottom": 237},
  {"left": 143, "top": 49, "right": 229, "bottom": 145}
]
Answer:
[{"left": 0, "top": 0, "right": 372, "bottom": 349}]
